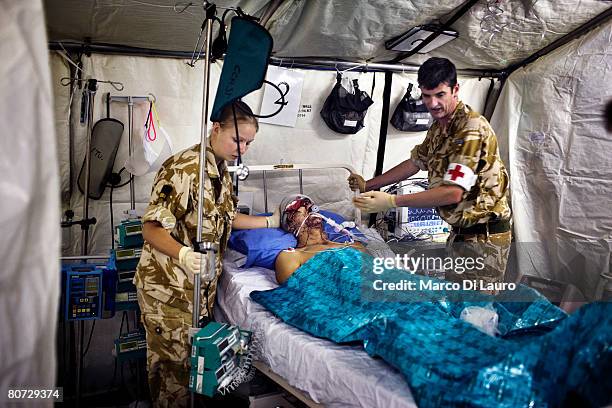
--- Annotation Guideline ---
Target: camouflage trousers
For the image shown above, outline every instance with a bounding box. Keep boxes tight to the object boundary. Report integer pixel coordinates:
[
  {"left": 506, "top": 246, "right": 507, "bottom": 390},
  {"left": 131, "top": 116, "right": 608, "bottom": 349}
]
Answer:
[
  {"left": 137, "top": 290, "right": 191, "bottom": 408},
  {"left": 445, "top": 230, "right": 512, "bottom": 286}
]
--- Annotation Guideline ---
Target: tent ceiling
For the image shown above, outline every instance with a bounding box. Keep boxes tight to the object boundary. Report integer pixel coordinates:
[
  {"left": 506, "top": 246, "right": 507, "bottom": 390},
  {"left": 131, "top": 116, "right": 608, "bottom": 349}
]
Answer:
[{"left": 44, "top": 0, "right": 611, "bottom": 70}]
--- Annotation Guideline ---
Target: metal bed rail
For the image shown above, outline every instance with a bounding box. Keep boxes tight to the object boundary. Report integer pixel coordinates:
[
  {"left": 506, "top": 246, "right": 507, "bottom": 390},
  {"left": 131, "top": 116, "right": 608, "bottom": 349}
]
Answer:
[{"left": 227, "top": 163, "right": 362, "bottom": 226}]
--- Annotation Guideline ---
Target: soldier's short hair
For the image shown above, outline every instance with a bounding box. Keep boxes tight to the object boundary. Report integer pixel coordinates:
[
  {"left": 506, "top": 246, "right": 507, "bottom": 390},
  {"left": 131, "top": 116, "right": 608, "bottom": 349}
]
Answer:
[
  {"left": 418, "top": 57, "right": 458, "bottom": 90},
  {"left": 218, "top": 100, "right": 259, "bottom": 131},
  {"left": 604, "top": 99, "right": 612, "bottom": 133}
]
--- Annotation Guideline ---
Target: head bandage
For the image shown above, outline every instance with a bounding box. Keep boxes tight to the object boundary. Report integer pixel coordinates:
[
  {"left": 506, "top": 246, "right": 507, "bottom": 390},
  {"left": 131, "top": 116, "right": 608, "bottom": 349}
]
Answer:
[
  {"left": 278, "top": 194, "right": 358, "bottom": 242},
  {"left": 279, "top": 194, "right": 319, "bottom": 233}
]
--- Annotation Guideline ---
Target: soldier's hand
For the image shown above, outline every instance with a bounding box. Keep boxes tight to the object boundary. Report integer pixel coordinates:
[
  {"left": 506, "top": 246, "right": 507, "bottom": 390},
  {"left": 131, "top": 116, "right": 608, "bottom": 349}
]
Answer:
[
  {"left": 348, "top": 173, "right": 366, "bottom": 193},
  {"left": 178, "top": 246, "right": 202, "bottom": 280},
  {"left": 353, "top": 191, "right": 396, "bottom": 213}
]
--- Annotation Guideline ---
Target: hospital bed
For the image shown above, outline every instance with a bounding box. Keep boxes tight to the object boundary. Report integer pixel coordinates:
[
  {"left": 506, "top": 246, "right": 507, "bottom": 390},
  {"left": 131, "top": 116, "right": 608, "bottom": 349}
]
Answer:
[
  {"left": 215, "top": 164, "right": 418, "bottom": 407},
  {"left": 216, "top": 249, "right": 417, "bottom": 408}
]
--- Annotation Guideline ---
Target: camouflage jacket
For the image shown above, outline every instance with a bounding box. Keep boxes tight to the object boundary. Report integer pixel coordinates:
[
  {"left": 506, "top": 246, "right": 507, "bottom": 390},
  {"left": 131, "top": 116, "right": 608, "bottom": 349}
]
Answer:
[
  {"left": 134, "top": 140, "right": 237, "bottom": 315},
  {"left": 410, "top": 101, "right": 511, "bottom": 228}
]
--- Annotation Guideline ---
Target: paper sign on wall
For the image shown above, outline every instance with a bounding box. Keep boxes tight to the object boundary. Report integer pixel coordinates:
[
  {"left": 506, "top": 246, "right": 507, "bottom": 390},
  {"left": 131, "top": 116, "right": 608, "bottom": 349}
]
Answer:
[{"left": 259, "top": 65, "right": 305, "bottom": 127}]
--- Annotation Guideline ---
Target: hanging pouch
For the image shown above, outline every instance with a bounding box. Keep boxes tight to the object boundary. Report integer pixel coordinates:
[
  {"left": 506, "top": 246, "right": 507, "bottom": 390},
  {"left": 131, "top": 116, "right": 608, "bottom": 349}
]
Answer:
[
  {"left": 390, "top": 83, "right": 432, "bottom": 132},
  {"left": 78, "top": 94, "right": 124, "bottom": 199},
  {"left": 320, "top": 73, "right": 374, "bottom": 134},
  {"left": 125, "top": 101, "right": 174, "bottom": 176}
]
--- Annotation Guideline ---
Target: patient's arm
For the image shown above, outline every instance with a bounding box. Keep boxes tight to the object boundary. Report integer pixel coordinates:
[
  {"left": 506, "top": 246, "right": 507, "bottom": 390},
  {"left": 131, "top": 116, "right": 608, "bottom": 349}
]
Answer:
[
  {"left": 275, "top": 251, "right": 303, "bottom": 285},
  {"left": 274, "top": 243, "right": 366, "bottom": 284}
]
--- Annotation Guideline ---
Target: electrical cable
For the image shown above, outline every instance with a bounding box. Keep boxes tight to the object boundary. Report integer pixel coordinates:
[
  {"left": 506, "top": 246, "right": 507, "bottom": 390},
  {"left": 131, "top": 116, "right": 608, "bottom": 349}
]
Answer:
[
  {"left": 82, "top": 321, "right": 96, "bottom": 357},
  {"left": 204, "top": 281, "right": 212, "bottom": 321},
  {"left": 217, "top": 330, "right": 261, "bottom": 395},
  {"left": 110, "top": 312, "right": 128, "bottom": 388},
  {"left": 110, "top": 185, "right": 115, "bottom": 250},
  {"left": 231, "top": 102, "right": 243, "bottom": 167},
  {"left": 113, "top": 167, "right": 134, "bottom": 188}
]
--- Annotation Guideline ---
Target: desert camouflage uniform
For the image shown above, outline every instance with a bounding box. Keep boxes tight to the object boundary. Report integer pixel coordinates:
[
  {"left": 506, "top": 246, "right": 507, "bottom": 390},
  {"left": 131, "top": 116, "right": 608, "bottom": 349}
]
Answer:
[
  {"left": 410, "top": 101, "right": 512, "bottom": 284},
  {"left": 134, "top": 140, "right": 236, "bottom": 407}
]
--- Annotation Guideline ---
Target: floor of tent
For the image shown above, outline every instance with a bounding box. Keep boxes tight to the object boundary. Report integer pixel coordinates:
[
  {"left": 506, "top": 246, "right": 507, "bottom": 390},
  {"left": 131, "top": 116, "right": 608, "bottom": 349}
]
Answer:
[{"left": 59, "top": 368, "right": 308, "bottom": 407}]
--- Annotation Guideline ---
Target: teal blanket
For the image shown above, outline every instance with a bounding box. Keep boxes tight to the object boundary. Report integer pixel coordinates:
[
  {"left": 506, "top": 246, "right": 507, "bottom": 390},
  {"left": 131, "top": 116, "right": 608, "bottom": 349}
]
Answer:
[{"left": 251, "top": 248, "right": 611, "bottom": 407}]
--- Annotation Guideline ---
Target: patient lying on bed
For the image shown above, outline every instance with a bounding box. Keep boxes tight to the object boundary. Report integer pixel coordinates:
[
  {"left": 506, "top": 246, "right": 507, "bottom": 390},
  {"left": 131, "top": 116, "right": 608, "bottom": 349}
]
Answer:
[
  {"left": 274, "top": 194, "right": 365, "bottom": 284},
  {"left": 253, "top": 196, "right": 612, "bottom": 408}
]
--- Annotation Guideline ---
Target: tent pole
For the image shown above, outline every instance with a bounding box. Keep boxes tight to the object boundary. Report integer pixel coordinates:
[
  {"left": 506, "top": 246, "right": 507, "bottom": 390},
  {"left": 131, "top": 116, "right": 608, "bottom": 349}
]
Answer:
[
  {"left": 128, "top": 97, "right": 136, "bottom": 210},
  {"left": 48, "top": 42, "right": 502, "bottom": 78},
  {"left": 80, "top": 80, "right": 97, "bottom": 256},
  {"left": 369, "top": 71, "right": 394, "bottom": 227},
  {"left": 75, "top": 78, "right": 97, "bottom": 407}
]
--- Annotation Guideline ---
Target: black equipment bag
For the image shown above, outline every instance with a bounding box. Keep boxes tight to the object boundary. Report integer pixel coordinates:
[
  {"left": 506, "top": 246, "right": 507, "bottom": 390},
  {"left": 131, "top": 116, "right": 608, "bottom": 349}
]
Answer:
[
  {"left": 390, "top": 83, "right": 432, "bottom": 132},
  {"left": 78, "top": 94, "right": 124, "bottom": 199},
  {"left": 320, "top": 73, "right": 374, "bottom": 134}
]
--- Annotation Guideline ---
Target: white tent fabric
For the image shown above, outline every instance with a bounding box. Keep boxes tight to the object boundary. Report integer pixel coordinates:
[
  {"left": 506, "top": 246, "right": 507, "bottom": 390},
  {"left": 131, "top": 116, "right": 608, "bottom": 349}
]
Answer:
[
  {"left": 52, "top": 54, "right": 219, "bottom": 255},
  {"left": 491, "top": 19, "right": 612, "bottom": 300},
  {"left": 43, "top": 1, "right": 611, "bottom": 70},
  {"left": 0, "top": 0, "right": 59, "bottom": 405},
  {"left": 51, "top": 54, "right": 404, "bottom": 256},
  {"left": 383, "top": 74, "right": 494, "bottom": 173},
  {"left": 267, "top": 0, "right": 612, "bottom": 69},
  {"left": 41, "top": 0, "right": 612, "bottom": 398}
]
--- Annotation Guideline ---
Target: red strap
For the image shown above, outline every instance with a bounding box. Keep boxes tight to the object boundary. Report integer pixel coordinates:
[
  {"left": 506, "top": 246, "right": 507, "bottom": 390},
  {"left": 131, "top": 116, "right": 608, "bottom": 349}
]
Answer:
[{"left": 146, "top": 109, "right": 157, "bottom": 141}]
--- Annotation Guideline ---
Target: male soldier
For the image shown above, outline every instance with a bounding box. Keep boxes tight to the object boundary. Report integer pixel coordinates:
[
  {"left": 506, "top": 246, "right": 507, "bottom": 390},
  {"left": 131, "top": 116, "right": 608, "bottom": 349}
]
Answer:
[{"left": 351, "top": 57, "right": 512, "bottom": 288}]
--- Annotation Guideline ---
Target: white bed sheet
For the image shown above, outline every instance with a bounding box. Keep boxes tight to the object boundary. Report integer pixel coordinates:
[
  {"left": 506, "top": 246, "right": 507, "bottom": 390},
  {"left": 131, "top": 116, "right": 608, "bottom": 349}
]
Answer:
[{"left": 215, "top": 249, "right": 417, "bottom": 408}]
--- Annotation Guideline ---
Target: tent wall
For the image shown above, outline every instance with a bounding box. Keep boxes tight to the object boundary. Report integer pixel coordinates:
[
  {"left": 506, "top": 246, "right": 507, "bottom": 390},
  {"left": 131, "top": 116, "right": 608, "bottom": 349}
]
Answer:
[
  {"left": 383, "top": 74, "right": 493, "bottom": 174},
  {"left": 1, "top": 0, "right": 59, "bottom": 404},
  {"left": 50, "top": 52, "right": 489, "bottom": 388},
  {"left": 491, "top": 19, "right": 612, "bottom": 300},
  {"left": 52, "top": 53, "right": 491, "bottom": 257}
]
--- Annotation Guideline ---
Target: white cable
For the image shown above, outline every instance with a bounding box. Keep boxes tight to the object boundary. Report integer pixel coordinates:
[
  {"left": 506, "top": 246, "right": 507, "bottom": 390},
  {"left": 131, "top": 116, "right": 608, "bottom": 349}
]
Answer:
[
  {"left": 217, "top": 331, "right": 261, "bottom": 395},
  {"left": 341, "top": 62, "right": 367, "bottom": 73},
  {"left": 56, "top": 48, "right": 84, "bottom": 74}
]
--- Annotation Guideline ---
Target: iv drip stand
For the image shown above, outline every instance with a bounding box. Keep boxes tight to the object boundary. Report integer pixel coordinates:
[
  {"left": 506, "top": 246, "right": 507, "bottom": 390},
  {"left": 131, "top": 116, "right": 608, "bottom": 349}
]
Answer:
[
  {"left": 190, "top": 2, "right": 219, "bottom": 407},
  {"left": 73, "top": 78, "right": 98, "bottom": 407}
]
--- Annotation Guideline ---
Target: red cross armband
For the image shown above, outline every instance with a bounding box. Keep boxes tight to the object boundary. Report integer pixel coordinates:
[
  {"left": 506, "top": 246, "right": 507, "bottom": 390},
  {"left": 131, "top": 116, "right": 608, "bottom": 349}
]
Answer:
[{"left": 443, "top": 163, "right": 478, "bottom": 190}]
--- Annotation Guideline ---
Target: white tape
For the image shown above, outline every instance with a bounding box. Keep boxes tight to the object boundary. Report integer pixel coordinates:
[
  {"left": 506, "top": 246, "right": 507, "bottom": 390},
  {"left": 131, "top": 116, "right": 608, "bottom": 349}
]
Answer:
[{"left": 197, "top": 356, "right": 205, "bottom": 374}]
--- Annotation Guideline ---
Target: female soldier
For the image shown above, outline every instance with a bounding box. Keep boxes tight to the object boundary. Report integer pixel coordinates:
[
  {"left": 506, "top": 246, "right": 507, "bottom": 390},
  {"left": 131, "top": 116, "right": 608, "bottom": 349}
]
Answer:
[{"left": 134, "top": 101, "right": 279, "bottom": 407}]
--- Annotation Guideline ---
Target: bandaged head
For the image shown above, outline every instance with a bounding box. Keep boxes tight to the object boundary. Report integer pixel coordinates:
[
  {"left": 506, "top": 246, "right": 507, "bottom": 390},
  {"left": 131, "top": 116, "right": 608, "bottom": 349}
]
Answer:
[{"left": 279, "top": 194, "right": 319, "bottom": 234}]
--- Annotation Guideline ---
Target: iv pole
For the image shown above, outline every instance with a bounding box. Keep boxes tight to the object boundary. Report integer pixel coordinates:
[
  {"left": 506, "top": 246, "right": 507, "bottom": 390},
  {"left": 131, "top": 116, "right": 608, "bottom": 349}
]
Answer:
[
  {"left": 74, "top": 78, "right": 98, "bottom": 407},
  {"left": 191, "top": 2, "right": 218, "bottom": 407},
  {"left": 106, "top": 93, "right": 155, "bottom": 403}
]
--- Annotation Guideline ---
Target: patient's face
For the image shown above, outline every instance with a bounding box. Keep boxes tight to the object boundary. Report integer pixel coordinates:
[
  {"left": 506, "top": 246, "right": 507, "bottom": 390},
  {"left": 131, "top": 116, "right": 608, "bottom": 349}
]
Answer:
[{"left": 287, "top": 206, "right": 323, "bottom": 235}]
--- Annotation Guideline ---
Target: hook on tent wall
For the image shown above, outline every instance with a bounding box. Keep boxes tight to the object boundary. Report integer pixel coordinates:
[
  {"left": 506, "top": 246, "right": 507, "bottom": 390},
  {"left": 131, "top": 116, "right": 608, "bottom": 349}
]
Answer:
[{"left": 60, "top": 77, "right": 125, "bottom": 91}]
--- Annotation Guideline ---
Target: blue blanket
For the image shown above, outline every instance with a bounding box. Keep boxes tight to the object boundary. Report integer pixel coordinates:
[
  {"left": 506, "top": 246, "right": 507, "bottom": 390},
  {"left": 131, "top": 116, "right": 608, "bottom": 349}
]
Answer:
[{"left": 251, "top": 248, "right": 612, "bottom": 407}]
